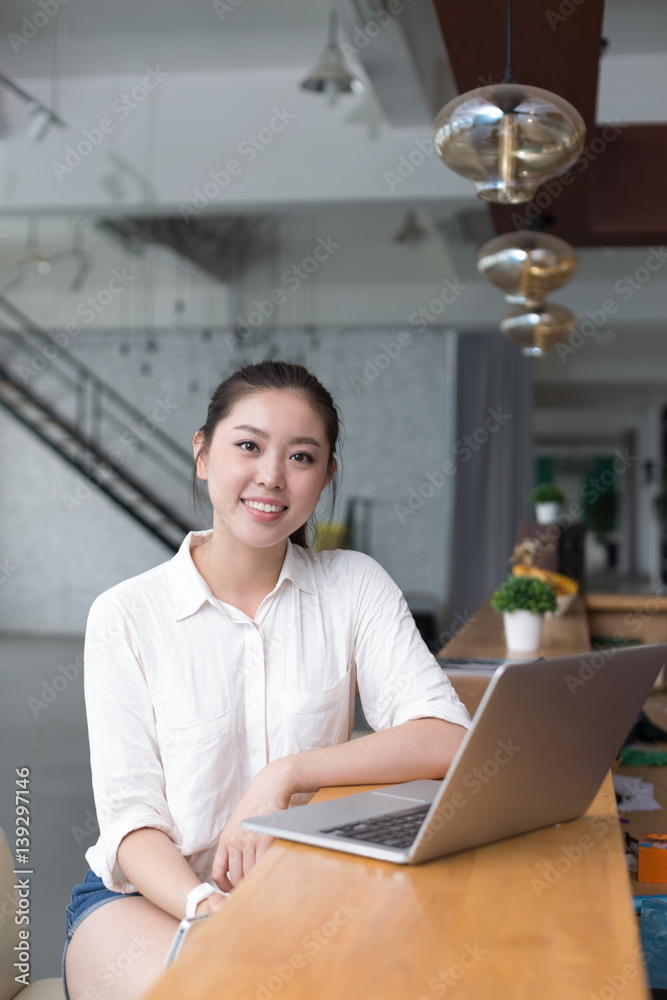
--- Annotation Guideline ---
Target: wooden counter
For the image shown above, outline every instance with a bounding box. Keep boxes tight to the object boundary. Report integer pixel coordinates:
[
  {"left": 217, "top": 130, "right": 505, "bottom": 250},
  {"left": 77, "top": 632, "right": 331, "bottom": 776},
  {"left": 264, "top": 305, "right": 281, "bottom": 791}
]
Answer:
[
  {"left": 440, "top": 594, "right": 591, "bottom": 662},
  {"left": 438, "top": 595, "right": 591, "bottom": 720},
  {"left": 146, "top": 774, "right": 645, "bottom": 1000},
  {"left": 144, "top": 593, "right": 649, "bottom": 1000},
  {"left": 586, "top": 593, "right": 667, "bottom": 648}
]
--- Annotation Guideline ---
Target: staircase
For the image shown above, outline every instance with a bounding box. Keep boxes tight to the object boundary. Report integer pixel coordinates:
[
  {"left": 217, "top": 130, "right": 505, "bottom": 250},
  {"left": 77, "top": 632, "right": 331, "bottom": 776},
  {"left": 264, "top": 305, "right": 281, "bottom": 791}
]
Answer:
[{"left": 0, "top": 293, "right": 199, "bottom": 552}]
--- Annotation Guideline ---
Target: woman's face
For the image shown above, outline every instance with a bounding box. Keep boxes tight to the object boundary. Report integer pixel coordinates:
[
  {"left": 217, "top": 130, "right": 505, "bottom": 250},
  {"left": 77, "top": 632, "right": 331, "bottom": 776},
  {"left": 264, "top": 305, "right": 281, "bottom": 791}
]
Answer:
[{"left": 193, "top": 390, "right": 334, "bottom": 550}]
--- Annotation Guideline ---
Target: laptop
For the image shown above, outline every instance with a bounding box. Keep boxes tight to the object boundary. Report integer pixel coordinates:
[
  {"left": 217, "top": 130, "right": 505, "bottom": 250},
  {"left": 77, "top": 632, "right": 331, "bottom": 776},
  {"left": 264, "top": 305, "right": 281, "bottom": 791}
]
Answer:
[{"left": 243, "top": 644, "right": 667, "bottom": 864}]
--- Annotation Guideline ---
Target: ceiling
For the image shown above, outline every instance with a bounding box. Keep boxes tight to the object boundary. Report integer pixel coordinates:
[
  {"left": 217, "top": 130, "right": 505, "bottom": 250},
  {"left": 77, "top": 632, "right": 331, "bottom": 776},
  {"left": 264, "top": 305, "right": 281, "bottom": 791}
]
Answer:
[{"left": 0, "top": 0, "right": 664, "bottom": 384}]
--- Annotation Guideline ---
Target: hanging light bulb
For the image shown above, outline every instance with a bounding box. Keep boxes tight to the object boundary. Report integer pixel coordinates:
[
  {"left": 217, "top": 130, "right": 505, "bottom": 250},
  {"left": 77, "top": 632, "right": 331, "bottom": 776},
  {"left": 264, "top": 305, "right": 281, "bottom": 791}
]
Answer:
[
  {"left": 477, "top": 231, "right": 578, "bottom": 307},
  {"left": 300, "top": 10, "right": 363, "bottom": 103},
  {"left": 431, "top": 1, "right": 585, "bottom": 203},
  {"left": 500, "top": 301, "right": 576, "bottom": 357}
]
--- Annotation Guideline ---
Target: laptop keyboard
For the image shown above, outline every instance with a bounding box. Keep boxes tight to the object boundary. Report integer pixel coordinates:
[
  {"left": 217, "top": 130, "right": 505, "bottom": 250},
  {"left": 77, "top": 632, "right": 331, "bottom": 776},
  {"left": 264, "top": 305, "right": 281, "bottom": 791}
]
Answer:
[{"left": 319, "top": 804, "right": 431, "bottom": 849}]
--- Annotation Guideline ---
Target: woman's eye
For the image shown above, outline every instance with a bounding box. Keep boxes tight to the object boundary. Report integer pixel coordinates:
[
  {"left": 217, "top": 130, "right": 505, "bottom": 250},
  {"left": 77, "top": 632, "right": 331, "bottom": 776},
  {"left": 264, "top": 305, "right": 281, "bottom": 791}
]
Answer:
[
  {"left": 237, "top": 441, "right": 259, "bottom": 453},
  {"left": 291, "top": 452, "right": 314, "bottom": 464}
]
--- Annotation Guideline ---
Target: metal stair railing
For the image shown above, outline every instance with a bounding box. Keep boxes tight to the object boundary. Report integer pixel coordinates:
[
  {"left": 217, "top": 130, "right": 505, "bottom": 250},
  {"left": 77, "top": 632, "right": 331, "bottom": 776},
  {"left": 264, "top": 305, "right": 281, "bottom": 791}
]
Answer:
[
  {"left": 0, "top": 362, "right": 191, "bottom": 550},
  {"left": 0, "top": 293, "right": 202, "bottom": 552}
]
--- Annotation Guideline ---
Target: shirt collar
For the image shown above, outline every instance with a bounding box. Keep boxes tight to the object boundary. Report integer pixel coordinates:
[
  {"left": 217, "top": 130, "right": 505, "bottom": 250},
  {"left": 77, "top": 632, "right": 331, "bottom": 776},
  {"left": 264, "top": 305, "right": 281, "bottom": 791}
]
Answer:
[{"left": 169, "top": 530, "right": 316, "bottom": 622}]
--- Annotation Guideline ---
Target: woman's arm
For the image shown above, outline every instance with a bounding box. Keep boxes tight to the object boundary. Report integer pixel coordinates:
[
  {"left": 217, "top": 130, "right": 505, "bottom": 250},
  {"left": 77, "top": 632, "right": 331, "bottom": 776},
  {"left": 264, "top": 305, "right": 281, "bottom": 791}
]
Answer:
[
  {"left": 117, "top": 828, "right": 226, "bottom": 918},
  {"left": 212, "top": 717, "right": 467, "bottom": 890}
]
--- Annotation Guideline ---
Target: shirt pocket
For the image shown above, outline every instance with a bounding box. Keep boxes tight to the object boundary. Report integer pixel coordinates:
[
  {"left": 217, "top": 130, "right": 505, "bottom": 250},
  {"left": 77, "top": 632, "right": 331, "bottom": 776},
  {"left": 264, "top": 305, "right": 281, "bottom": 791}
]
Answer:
[
  {"left": 281, "top": 673, "right": 353, "bottom": 752},
  {"left": 156, "top": 708, "right": 240, "bottom": 852}
]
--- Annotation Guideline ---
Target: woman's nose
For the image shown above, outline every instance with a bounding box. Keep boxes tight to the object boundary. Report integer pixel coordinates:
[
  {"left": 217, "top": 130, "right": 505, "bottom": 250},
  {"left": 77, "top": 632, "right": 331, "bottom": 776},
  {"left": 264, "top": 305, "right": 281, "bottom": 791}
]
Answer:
[{"left": 255, "top": 455, "right": 284, "bottom": 489}]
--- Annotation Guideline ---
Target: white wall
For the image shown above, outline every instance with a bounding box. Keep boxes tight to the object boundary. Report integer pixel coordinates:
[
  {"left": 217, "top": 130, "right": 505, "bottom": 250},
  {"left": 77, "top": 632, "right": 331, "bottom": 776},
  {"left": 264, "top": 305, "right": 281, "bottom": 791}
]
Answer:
[{"left": 0, "top": 325, "right": 457, "bottom": 635}]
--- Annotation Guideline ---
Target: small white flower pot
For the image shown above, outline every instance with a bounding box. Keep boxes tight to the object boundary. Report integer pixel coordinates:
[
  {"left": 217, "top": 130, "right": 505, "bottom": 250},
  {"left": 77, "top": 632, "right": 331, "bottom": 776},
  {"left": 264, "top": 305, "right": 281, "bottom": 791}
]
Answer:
[
  {"left": 535, "top": 501, "right": 560, "bottom": 524},
  {"left": 503, "top": 610, "right": 544, "bottom": 652}
]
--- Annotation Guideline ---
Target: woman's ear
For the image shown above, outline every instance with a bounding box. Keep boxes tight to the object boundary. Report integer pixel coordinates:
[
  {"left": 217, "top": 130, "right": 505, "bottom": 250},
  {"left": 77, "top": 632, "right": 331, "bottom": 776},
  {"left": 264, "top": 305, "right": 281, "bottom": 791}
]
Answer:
[
  {"left": 321, "top": 457, "right": 337, "bottom": 494},
  {"left": 193, "top": 431, "right": 208, "bottom": 480}
]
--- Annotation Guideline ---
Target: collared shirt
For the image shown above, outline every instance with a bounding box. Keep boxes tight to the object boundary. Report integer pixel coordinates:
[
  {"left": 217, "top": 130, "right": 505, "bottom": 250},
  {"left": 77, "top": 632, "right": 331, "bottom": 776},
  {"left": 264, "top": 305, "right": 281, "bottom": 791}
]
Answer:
[{"left": 84, "top": 530, "right": 472, "bottom": 891}]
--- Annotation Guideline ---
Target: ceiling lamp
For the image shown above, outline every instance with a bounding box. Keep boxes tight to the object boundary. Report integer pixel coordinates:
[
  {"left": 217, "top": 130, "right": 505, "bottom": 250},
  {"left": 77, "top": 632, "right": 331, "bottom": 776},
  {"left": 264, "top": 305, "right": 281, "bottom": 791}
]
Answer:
[
  {"left": 500, "top": 302, "right": 576, "bottom": 357},
  {"left": 477, "top": 231, "right": 577, "bottom": 308},
  {"left": 300, "top": 11, "right": 363, "bottom": 102},
  {"left": 394, "top": 210, "right": 430, "bottom": 246},
  {"left": 431, "top": 0, "right": 585, "bottom": 204}
]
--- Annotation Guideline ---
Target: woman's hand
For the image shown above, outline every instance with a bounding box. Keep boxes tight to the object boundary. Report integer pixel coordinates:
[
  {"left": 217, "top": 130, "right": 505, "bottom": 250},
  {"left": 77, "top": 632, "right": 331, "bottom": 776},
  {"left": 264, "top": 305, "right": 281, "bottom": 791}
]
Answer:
[{"left": 212, "top": 757, "right": 296, "bottom": 891}]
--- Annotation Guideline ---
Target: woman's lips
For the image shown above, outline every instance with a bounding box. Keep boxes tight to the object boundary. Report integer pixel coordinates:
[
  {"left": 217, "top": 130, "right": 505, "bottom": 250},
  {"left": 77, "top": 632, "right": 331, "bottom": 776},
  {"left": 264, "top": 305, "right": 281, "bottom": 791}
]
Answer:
[{"left": 241, "top": 498, "right": 288, "bottom": 520}]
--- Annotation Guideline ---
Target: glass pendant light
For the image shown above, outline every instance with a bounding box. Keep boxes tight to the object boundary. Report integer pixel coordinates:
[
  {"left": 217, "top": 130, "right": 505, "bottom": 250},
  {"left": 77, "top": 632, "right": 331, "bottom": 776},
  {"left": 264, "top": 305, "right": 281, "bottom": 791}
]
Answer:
[
  {"left": 300, "top": 10, "right": 363, "bottom": 100},
  {"left": 500, "top": 301, "right": 576, "bottom": 356},
  {"left": 432, "top": 1, "right": 585, "bottom": 203},
  {"left": 477, "top": 231, "right": 578, "bottom": 307}
]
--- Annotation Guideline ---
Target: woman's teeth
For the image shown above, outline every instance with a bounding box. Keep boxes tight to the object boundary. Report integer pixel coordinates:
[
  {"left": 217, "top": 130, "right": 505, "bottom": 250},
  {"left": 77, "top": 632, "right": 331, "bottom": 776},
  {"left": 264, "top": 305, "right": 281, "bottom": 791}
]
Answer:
[{"left": 242, "top": 499, "right": 286, "bottom": 513}]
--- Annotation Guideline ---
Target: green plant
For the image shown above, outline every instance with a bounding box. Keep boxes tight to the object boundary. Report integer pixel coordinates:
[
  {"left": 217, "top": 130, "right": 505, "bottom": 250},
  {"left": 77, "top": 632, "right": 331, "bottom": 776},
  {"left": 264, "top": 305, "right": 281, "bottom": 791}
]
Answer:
[
  {"left": 586, "top": 488, "right": 617, "bottom": 544},
  {"left": 529, "top": 483, "right": 565, "bottom": 505},
  {"left": 491, "top": 576, "right": 557, "bottom": 615}
]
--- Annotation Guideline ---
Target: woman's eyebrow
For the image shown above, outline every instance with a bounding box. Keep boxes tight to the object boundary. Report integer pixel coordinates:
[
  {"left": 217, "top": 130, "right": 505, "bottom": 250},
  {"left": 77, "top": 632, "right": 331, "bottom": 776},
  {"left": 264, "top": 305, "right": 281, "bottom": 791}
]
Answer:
[{"left": 233, "top": 424, "right": 322, "bottom": 447}]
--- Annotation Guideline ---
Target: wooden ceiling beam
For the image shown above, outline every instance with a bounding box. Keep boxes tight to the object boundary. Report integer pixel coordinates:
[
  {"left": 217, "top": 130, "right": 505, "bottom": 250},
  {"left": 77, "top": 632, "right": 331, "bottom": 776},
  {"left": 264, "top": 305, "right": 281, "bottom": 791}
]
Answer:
[{"left": 431, "top": 0, "right": 667, "bottom": 247}]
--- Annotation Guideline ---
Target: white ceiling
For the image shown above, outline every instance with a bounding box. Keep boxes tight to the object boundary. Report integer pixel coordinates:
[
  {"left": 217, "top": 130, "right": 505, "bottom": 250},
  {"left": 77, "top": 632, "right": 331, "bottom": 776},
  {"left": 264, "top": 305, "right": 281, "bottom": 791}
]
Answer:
[
  {"left": 0, "top": 0, "right": 664, "bottom": 384},
  {"left": 0, "top": 0, "right": 332, "bottom": 78}
]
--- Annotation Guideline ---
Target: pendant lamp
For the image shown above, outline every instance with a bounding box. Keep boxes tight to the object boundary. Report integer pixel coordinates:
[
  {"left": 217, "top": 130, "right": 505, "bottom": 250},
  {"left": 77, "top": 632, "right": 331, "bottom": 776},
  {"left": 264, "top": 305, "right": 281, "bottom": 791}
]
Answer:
[
  {"left": 300, "top": 10, "right": 362, "bottom": 100},
  {"left": 476, "top": 231, "right": 578, "bottom": 308},
  {"left": 500, "top": 302, "right": 576, "bottom": 357},
  {"left": 432, "top": 0, "right": 585, "bottom": 204}
]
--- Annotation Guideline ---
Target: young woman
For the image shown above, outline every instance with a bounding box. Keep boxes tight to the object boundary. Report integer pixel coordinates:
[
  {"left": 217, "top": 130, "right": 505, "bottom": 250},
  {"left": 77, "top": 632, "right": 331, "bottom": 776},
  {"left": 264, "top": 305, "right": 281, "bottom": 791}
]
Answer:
[{"left": 63, "top": 360, "right": 471, "bottom": 1000}]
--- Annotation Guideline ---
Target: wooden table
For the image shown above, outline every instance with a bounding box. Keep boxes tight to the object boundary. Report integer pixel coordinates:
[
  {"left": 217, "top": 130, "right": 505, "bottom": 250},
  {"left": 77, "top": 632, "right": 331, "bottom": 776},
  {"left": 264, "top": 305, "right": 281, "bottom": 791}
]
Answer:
[
  {"left": 442, "top": 594, "right": 592, "bottom": 662},
  {"left": 439, "top": 594, "right": 591, "bottom": 719},
  {"left": 586, "top": 593, "right": 667, "bottom": 655},
  {"left": 145, "top": 595, "right": 649, "bottom": 1000}
]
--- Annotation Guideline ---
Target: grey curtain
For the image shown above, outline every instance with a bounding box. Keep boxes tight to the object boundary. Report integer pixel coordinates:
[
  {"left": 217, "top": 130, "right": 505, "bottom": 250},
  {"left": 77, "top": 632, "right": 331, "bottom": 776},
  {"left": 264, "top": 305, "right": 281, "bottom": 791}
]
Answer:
[{"left": 446, "top": 333, "right": 533, "bottom": 629}]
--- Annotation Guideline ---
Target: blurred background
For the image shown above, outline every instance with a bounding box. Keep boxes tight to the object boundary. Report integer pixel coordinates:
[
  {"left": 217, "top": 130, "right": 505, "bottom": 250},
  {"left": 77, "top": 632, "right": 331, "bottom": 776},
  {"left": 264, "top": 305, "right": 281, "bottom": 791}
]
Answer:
[{"left": 0, "top": 0, "right": 665, "bottom": 978}]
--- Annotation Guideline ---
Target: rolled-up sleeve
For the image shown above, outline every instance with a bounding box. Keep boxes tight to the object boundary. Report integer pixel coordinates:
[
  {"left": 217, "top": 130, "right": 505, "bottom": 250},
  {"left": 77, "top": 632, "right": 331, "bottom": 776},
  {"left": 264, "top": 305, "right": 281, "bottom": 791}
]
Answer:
[
  {"left": 347, "top": 553, "right": 472, "bottom": 733},
  {"left": 83, "top": 593, "right": 177, "bottom": 892}
]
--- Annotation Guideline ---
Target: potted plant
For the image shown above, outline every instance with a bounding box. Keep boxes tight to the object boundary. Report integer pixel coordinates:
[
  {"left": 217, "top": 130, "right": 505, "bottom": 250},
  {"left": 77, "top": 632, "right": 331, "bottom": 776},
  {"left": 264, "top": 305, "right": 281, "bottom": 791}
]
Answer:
[
  {"left": 491, "top": 575, "right": 557, "bottom": 652},
  {"left": 529, "top": 483, "right": 565, "bottom": 524}
]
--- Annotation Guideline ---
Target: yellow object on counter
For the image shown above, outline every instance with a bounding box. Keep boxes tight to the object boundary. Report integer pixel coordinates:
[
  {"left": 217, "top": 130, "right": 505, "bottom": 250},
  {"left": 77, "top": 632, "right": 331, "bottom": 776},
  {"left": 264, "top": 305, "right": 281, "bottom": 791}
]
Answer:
[{"left": 512, "top": 564, "right": 579, "bottom": 596}]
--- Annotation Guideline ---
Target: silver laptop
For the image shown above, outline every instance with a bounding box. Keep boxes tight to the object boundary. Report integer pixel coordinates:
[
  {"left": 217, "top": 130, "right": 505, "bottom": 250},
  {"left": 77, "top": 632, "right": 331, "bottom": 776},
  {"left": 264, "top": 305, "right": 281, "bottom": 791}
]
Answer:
[{"left": 243, "top": 644, "right": 666, "bottom": 864}]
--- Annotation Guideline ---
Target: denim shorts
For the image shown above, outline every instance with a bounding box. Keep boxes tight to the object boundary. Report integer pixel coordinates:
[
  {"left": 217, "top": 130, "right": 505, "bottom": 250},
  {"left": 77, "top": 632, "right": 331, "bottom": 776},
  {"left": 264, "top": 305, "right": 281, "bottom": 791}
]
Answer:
[{"left": 62, "top": 869, "right": 140, "bottom": 1000}]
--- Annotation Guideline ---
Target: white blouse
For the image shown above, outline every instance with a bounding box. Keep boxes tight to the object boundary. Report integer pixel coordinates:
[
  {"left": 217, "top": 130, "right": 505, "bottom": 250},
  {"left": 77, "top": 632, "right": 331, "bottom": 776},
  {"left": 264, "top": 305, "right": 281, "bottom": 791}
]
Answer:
[{"left": 84, "top": 530, "right": 471, "bottom": 891}]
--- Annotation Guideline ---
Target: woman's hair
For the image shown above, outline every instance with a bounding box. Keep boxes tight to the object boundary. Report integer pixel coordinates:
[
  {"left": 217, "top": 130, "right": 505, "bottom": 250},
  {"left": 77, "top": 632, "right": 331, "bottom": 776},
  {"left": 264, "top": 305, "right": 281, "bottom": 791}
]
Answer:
[{"left": 192, "top": 360, "right": 341, "bottom": 548}]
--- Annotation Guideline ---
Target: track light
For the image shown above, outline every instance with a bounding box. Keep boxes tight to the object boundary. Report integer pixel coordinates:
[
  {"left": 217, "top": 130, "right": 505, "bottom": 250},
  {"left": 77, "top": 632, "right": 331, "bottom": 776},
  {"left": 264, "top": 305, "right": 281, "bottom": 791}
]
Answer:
[{"left": 300, "top": 10, "right": 363, "bottom": 103}]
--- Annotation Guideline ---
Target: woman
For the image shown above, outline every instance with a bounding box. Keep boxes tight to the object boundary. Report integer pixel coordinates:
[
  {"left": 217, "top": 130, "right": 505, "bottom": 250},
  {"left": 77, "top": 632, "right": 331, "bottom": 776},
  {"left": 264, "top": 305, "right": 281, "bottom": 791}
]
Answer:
[{"left": 63, "top": 360, "right": 471, "bottom": 999}]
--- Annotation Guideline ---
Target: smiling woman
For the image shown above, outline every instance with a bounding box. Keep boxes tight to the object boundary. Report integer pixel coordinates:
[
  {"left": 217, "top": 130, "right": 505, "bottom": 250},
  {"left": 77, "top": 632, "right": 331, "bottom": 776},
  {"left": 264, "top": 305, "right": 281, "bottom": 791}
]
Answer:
[{"left": 61, "top": 359, "right": 471, "bottom": 1000}]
